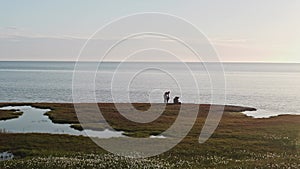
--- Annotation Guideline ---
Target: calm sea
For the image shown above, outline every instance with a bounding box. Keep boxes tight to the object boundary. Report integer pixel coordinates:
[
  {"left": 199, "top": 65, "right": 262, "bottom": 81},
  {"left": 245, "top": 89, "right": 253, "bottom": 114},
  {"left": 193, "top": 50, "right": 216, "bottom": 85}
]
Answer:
[{"left": 0, "top": 61, "right": 300, "bottom": 116}]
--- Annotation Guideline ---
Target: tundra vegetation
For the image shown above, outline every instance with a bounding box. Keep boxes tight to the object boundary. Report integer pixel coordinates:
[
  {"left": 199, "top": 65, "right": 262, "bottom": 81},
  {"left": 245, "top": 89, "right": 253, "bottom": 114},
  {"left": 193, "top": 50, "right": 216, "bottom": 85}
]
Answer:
[{"left": 0, "top": 103, "right": 299, "bottom": 168}]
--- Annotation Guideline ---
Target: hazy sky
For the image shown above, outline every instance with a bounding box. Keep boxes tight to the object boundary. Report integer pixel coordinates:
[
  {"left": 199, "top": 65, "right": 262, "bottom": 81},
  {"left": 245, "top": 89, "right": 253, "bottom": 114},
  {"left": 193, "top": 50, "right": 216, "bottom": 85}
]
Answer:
[{"left": 1, "top": 0, "right": 300, "bottom": 62}]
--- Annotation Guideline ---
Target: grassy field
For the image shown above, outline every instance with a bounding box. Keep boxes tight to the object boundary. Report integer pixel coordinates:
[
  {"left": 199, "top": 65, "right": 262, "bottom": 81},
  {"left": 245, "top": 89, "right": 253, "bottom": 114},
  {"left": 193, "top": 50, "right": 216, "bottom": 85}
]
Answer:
[{"left": 0, "top": 103, "right": 299, "bottom": 168}]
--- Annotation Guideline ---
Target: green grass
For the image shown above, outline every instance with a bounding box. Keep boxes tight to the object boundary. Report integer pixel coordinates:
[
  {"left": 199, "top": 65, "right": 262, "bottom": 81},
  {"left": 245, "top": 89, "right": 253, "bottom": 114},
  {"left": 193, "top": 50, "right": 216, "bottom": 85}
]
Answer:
[{"left": 0, "top": 103, "right": 299, "bottom": 168}]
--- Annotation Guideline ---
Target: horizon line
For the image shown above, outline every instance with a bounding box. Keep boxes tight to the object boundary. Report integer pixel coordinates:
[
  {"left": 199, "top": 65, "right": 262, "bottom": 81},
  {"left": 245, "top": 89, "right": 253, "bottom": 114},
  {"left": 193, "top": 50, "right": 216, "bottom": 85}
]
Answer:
[{"left": 0, "top": 60, "right": 300, "bottom": 64}]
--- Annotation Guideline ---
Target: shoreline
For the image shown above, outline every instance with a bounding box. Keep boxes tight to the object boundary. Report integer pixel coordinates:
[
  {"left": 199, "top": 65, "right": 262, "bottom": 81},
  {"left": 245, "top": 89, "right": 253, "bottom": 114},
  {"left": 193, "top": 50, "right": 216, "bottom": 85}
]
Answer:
[
  {"left": 0, "top": 102, "right": 258, "bottom": 134},
  {"left": 1, "top": 102, "right": 299, "bottom": 119},
  {"left": 3, "top": 102, "right": 300, "bottom": 123},
  {"left": 0, "top": 102, "right": 257, "bottom": 123},
  {"left": 0, "top": 102, "right": 257, "bottom": 110}
]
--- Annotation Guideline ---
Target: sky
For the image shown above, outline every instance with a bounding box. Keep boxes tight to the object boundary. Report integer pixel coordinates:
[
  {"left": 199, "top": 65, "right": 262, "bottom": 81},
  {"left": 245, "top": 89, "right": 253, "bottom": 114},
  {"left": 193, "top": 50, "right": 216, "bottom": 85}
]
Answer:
[{"left": 0, "top": 0, "right": 300, "bottom": 62}]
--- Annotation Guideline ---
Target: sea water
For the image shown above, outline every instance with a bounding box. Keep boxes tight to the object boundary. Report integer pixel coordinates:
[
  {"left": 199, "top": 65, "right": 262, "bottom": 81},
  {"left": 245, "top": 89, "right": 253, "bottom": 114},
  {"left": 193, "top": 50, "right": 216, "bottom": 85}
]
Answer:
[{"left": 0, "top": 61, "right": 300, "bottom": 117}]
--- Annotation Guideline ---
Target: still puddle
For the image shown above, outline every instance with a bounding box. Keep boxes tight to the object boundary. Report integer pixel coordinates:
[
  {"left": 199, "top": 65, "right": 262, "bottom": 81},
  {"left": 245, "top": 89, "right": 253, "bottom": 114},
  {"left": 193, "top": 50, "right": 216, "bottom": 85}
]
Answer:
[{"left": 0, "top": 106, "right": 124, "bottom": 138}]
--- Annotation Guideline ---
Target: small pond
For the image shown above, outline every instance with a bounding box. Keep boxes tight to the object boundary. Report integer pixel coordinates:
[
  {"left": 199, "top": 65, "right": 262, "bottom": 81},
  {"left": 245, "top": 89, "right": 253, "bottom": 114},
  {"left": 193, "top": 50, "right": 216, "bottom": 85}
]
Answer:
[{"left": 0, "top": 106, "right": 124, "bottom": 138}]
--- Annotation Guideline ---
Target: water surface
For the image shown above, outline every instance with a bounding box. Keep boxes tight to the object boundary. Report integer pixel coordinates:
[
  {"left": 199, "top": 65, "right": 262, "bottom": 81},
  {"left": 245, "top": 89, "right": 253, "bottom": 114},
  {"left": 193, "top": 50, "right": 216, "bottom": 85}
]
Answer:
[
  {"left": 0, "top": 61, "right": 300, "bottom": 117},
  {"left": 0, "top": 106, "right": 124, "bottom": 138}
]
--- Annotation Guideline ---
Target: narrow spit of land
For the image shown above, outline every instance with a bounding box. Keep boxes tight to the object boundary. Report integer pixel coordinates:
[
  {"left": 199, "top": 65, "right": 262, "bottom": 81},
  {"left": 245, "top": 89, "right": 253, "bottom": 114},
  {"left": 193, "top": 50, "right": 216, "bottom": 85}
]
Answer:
[{"left": 0, "top": 109, "right": 23, "bottom": 121}]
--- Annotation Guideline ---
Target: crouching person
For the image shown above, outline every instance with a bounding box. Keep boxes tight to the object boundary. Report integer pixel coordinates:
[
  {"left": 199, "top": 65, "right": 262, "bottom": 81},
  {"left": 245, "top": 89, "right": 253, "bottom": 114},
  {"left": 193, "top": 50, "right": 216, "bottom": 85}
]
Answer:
[{"left": 173, "top": 96, "right": 181, "bottom": 104}]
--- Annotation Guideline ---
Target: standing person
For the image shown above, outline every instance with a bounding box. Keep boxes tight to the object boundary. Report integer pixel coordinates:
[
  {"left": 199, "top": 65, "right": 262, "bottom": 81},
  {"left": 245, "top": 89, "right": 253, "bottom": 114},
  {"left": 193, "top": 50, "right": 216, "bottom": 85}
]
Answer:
[
  {"left": 166, "top": 91, "right": 170, "bottom": 103},
  {"left": 163, "top": 91, "right": 170, "bottom": 103}
]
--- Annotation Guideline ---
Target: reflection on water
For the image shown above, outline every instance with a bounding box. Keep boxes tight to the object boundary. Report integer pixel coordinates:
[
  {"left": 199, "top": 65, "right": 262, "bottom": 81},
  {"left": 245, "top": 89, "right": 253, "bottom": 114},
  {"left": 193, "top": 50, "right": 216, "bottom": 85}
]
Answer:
[
  {"left": 242, "top": 109, "right": 300, "bottom": 118},
  {"left": 149, "top": 135, "right": 166, "bottom": 139},
  {"left": 0, "top": 106, "right": 124, "bottom": 138}
]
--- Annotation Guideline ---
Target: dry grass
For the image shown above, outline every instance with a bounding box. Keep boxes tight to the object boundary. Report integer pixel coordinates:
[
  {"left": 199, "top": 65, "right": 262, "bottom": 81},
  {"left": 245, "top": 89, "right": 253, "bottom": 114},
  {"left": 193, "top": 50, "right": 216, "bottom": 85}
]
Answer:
[{"left": 0, "top": 109, "right": 23, "bottom": 121}]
